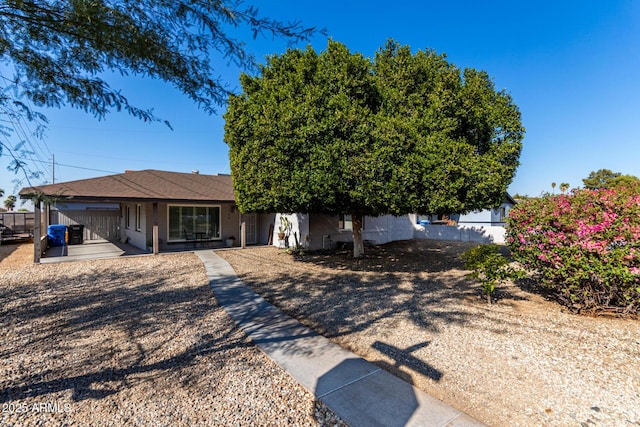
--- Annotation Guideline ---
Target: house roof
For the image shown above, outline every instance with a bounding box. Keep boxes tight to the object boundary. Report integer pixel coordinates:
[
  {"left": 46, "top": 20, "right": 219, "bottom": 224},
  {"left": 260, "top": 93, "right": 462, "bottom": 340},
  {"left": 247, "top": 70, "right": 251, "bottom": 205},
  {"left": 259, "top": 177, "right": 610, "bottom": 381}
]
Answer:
[{"left": 19, "top": 169, "right": 236, "bottom": 203}]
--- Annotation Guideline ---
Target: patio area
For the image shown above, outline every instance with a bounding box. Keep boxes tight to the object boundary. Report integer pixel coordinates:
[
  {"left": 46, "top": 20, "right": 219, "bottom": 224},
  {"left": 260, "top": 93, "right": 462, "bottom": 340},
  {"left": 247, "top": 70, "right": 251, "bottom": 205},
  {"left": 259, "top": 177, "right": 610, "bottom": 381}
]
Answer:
[{"left": 41, "top": 240, "right": 149, "bottom": 263}]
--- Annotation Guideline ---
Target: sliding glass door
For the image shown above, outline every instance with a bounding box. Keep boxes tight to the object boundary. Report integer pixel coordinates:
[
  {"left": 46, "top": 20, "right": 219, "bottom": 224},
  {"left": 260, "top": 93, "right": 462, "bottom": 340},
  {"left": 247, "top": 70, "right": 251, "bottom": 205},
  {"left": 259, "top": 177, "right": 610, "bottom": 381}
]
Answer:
[{"left": 168, "top": 205, "right": 220, "bottom": 241}]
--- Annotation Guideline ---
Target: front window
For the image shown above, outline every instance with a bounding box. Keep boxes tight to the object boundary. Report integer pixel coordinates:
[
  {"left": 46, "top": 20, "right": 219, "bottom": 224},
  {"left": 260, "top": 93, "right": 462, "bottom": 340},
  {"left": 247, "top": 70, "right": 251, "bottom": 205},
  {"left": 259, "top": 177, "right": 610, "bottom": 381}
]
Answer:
[
  {"left": 339, "top": 214, "right": 365, "bottom": 230},
  {"left": 499, "top": 207, "right": 507, "bottom": 222},
  {"left": 168, "top": 205, "right": 220, "bottom": 241},
  {"left": 339, "top": 214, "right": 352, "bottom": 230}
]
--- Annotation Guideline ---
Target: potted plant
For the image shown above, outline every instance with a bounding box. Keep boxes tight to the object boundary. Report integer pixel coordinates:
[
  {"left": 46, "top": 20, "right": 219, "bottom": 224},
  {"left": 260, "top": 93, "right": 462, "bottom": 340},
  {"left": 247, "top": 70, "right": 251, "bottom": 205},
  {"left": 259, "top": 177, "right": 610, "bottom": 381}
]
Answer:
[
  {"left": 278, "top": 216, "right": 290, "bottom": 240},
  {"left": 225, "top": 236, "right": 235, "bottom": 247}
]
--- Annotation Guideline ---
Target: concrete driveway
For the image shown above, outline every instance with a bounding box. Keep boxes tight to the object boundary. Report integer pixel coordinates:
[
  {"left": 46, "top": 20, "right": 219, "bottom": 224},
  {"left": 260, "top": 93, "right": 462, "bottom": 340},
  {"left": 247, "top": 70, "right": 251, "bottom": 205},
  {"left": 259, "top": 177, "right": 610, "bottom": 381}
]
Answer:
[{"left": 41, "top": 240, "right": 148, "bottom": 263}]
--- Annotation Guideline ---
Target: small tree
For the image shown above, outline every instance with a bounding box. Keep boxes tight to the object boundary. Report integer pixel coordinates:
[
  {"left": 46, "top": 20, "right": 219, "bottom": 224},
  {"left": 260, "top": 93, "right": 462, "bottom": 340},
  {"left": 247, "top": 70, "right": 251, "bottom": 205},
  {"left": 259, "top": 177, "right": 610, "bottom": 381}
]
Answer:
[
  {"left": 225, "top": 40, "right": 525, "bottom": 257},
  {"left": 462, "top": 244, "right": 523, "bottom": 304},
  {"left": 559, "top": 182, "right": 570, "bottom": 194},
  {"left": 4, "top": 195, "right": 17, "bottom": 211}
]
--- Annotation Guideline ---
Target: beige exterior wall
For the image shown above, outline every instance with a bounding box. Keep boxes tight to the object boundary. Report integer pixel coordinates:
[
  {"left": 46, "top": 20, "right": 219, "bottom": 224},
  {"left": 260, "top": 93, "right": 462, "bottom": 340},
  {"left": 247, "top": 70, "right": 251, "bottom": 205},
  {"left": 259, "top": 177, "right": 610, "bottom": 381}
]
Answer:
[
  {"left": 121, "top": 201, "right": 242, "bottom": 251},
  {"left": 52, "top": 201, "right": 271, "bottom": 251}
]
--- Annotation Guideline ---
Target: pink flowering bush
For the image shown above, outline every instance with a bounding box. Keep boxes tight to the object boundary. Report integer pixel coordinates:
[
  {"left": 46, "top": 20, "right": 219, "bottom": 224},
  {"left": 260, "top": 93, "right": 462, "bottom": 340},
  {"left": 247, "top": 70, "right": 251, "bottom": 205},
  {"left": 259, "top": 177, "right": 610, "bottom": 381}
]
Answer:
[{"left": 506, "top": 183, "right": 640, "bottom": 316}]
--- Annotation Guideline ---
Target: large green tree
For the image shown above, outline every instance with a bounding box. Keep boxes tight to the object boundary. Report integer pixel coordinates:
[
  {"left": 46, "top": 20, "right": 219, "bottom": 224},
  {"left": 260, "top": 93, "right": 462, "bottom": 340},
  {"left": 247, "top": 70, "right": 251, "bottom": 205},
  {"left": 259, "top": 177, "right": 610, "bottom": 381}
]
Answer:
[
  {"left": 582, "top": 169, "right": 639, "bottom": 189},
  {"left": 225, "top": 40, "right": 525, "bottom": 257},
  {"left": 0, "top": 0, "right": 320, "bottom": 182}
]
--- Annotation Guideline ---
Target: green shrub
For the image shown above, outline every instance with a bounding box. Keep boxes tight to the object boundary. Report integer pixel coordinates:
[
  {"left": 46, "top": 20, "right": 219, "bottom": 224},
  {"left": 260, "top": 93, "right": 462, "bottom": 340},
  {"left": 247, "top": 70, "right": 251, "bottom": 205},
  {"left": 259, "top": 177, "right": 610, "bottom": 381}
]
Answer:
[
  {"left": 506, "top": 184, "right": 640, "bottom": 316},
  {"left": 461, "top": 244, "right": 522, "bottom": 304}
]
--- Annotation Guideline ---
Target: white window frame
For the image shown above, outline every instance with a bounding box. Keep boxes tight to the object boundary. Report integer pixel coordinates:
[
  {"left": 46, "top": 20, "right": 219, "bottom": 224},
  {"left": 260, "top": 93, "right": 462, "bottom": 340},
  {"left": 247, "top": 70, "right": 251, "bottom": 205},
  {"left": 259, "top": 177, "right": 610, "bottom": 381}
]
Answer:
[
  {"left": 135, "top": 204, "right": 142, "bottom": 231},
  {"left": 167, "top": 204, "right": 221, "bottom": 242},
  {"left": 125, "top": 205, "right": 131, "bottom": 229},
  {"left": 339, "top": 214, "right": 365, "bottom": 231},
  {"left": 499, "top": 207, "right": 507, "bottom": 222}
]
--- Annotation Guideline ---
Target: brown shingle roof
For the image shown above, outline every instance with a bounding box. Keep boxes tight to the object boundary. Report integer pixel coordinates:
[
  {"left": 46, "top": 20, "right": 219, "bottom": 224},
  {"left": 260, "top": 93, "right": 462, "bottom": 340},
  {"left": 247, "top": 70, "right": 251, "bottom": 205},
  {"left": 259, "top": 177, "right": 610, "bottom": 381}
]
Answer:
[{"left": 19, "top": 170, "right": 236, "bottom": 203}]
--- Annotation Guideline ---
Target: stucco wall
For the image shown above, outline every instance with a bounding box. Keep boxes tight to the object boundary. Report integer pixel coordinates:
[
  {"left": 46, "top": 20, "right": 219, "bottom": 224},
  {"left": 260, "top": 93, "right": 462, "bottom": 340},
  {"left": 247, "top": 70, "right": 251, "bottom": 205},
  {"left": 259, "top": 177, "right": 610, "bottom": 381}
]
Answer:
[
  {"left": 122, "top": 202, "right": 146, "bottom": 250},
  {"left": 257, "top": 213, "right": 276, "bottom": 245},
  {"left": 414, "top": 224, "right": 507, "bottom": 244},
  {"left": 273, "top": 213, "right": 309, "bottom": 248},
  {"left": 276, "top": 213, "right": 415, "bottom": 250},
  {"left": 271, "top": 212, "right": 508, "bottom": 250},
  {"left": 307, "top": 214, "right": 339, "bottom": 250},
  {"left": 121, "top": 202, "right": 241, "bottom": 251}
]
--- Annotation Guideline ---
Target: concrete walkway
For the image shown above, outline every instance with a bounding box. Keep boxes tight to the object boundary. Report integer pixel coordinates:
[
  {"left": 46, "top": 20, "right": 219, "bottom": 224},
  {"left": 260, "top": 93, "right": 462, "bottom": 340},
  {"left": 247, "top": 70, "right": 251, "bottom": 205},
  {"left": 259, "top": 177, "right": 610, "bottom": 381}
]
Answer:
[{"left": 197, "top": 250, "right": 485, "bottom": 427}]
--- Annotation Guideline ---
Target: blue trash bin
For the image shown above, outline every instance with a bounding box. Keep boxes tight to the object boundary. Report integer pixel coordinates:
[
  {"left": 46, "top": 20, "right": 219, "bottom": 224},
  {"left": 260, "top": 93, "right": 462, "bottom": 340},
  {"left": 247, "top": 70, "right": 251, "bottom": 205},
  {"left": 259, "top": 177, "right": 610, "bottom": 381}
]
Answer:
[{"left": 47, "top": 224, "right": 67, "bottom": 247}]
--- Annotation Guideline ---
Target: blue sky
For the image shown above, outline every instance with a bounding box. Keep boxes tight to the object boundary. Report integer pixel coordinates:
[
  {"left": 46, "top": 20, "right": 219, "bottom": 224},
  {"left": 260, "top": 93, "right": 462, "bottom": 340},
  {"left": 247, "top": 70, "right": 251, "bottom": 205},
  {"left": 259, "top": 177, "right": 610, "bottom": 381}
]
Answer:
[{"left": 2, "top": 0, "right": 639, "bottom": 204}]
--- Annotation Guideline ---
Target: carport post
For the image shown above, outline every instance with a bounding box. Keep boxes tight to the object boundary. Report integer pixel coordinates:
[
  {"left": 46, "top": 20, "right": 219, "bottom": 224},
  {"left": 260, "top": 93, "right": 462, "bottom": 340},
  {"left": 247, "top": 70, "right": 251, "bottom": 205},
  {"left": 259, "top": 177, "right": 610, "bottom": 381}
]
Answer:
[
  {"left": 33, "top": 199, "right": 41, "bottom": 263},
  {"left": 152, "top": 202, "right": 159, "bottom": 255}
]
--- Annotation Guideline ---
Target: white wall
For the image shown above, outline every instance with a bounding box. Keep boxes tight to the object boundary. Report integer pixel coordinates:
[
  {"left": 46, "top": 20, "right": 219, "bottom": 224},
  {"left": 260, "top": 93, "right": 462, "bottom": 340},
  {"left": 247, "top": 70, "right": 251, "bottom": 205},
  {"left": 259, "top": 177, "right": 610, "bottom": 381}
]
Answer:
[
  {"left": 123, "top": 202, "right": 147, "bottom": 250},
  {"left": 414, "top": 224, "right": 507, "bottom": 244},
  {"left": 361, "top": 215, "right": 414, "bottom": 245},
  {"left": 272, "top": 213, "right": 309, "bottom": 248},
  {"left": 271, "top": 212, "right": 507, "bottom": 250},
  {"left": 275, "top": 213, "right": 415, "bottom": 250}
]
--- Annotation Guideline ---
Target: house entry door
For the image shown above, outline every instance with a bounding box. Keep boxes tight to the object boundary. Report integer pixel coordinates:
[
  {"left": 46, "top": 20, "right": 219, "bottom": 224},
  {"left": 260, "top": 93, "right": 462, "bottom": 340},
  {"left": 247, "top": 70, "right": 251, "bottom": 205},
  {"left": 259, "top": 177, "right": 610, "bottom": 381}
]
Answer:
[{"left": 244, "top": 214, "right": 257, "bottom": 244}]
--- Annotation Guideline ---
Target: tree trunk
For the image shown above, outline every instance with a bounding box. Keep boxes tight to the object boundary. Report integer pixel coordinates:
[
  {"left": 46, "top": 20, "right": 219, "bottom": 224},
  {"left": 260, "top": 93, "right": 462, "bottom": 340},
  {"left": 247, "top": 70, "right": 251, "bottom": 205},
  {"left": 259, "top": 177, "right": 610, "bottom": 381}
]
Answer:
[{"left": 352, "top": 213, "right": 364, "bottom": 258}]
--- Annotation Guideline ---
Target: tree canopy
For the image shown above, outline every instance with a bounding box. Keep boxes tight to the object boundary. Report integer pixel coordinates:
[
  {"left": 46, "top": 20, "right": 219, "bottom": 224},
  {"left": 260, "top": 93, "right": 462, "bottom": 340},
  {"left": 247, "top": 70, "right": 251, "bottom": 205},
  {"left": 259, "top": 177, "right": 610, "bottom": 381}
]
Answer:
[
  {"left": 582, "top": 169, "right": 639, "bottom": 189},
  {"left": 4, "top": 194, "right": 16, "bottom": 211},
  {"left": 225, "top": 40, "right": 525, "bottom": 256},
  {"left": 0, "top": 0, "right": 320, "bottom": 184}
]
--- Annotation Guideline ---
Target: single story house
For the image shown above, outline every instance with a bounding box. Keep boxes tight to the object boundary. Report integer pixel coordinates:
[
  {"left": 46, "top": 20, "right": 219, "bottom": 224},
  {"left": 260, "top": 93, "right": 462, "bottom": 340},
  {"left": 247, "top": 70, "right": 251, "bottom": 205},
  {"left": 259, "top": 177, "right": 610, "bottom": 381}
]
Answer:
[
  {"left": 20, "top": 169, "right": 516, "bottom": 261},
  {"left": 19, "top": 169, "right": 276, "bottom": 261}
]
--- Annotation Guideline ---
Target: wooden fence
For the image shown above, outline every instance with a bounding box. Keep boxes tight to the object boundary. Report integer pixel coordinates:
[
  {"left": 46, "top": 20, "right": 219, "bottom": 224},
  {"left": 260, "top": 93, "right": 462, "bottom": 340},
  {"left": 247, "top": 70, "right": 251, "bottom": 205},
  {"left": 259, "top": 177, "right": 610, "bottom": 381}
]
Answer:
[{"left": 0, "top": 212, "right": 35, "bottom": 240}]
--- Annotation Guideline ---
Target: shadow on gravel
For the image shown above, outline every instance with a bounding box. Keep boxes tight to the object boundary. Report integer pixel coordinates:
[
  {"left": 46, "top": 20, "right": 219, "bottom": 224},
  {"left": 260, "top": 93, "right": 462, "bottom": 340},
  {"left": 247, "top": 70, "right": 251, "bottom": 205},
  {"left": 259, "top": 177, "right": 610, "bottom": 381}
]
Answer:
[
  {"left": 0, "top": 329, "right": 246, "bottom": 403},
  {"left": 0, "top": 260, "right": 253, "bottom": 404},
  {"left": 220, "top": 240, "right": 539, "bottom": 392},
  {"left": 295, "top": 239, "right": 473, "bottom": 274},
  {"left": 232, "top": 240, "right": 481, "bottom": 338},
  {"left": 240, "top": 268, "right": 475, "bottom": 339},
  {"left": 0, "top": 242, "right": 20, "bottom": 262}
]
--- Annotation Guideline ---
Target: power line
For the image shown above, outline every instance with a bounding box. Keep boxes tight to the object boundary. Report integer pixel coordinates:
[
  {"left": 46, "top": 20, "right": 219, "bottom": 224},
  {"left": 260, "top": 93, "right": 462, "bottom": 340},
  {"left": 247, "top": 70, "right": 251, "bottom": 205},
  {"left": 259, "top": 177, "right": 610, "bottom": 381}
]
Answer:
[
  {"left": 0, "top": 108, "right": 49, "bottom": 180},
  {"left": 51, "top": 148, "right": 213, "bottom": 167},
  {"left": 54, "top": 162, "right": 118, "bottom": 174},
  {"left": 0, "top": 153, "right": 119, "bottom": 174}
]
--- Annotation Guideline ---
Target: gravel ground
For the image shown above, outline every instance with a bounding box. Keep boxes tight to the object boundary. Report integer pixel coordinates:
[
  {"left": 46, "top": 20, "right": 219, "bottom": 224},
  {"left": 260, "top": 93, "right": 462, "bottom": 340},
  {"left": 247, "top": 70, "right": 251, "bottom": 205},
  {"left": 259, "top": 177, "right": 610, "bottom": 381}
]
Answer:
[
  {"left": 0, "top": 243, "right": 345, "bottom": 426},
  {"left": 218, "top": 240, "right": 640, "bottom": 427}
]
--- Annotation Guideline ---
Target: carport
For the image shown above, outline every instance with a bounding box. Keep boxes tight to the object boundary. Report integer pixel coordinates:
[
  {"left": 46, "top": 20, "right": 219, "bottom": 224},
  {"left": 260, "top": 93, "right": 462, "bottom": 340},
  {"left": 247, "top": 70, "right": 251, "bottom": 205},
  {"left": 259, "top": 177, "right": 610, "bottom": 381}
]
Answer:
[{"left": 41, "top": 239, "right": 148, "bottom": 263}]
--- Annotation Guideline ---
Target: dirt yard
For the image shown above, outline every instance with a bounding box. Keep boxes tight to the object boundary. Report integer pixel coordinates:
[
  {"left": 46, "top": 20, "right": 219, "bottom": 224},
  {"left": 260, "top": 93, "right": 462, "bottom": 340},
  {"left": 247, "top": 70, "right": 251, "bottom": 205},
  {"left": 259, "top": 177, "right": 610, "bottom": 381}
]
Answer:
[
  {"left": 218, "top": 240, "right": 640, "bottom": 427},
  {"left": 0, "top": 243, "right": 344, "bottom": 426}
]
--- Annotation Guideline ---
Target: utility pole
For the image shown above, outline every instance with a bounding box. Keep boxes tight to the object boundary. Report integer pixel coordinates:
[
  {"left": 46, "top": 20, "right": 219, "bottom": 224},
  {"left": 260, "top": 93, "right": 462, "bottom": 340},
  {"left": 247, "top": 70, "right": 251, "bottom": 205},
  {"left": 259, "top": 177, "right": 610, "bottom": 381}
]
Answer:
[{"left": 52, "top": 154, "right": 55, "bottom": 184}]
